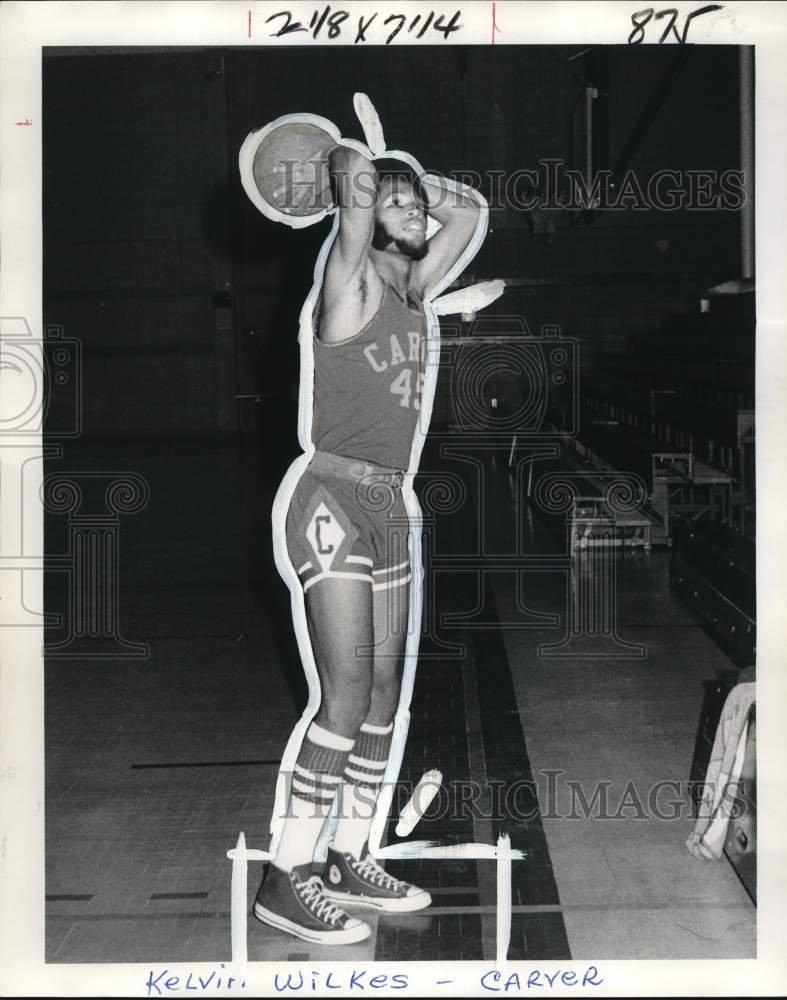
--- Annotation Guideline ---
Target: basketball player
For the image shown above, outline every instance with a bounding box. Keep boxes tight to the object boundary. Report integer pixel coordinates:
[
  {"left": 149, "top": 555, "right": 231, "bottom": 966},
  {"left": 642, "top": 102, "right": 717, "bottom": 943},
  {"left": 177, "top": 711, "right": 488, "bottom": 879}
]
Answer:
[{"left": 253, "top": 142, "right": 482, "bottom": 944}]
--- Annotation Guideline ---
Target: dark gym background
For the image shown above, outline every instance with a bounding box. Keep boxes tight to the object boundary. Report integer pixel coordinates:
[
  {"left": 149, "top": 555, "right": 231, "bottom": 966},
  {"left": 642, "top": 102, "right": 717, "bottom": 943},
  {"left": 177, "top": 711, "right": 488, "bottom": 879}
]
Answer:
[{"left": 43, "top": 46, "right": 755, "bottom": 963}]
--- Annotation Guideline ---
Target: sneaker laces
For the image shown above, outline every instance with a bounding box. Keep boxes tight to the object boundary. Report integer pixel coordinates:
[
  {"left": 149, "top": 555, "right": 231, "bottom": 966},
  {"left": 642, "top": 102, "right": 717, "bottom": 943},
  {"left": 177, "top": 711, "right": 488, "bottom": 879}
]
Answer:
[
  {"left": 352, "top": 855, "right": 403, "bottom": 891},
  {"left": 294, "top": 874, "right": 346, "bottom": 925}
]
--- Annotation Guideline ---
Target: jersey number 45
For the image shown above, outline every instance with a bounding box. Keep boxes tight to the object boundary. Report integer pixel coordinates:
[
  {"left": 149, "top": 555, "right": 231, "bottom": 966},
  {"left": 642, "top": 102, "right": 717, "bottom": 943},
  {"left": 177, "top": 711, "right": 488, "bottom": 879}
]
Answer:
[{"left": 390, "top": 368, "right": 424, "bottom": 410}]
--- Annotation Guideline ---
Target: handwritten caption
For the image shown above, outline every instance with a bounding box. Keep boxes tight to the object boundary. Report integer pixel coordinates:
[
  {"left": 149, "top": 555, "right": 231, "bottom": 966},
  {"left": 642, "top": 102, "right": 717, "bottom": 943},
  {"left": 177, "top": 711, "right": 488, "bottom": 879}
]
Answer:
[
  {"left": 251, "top": 6, "right": 462, "bottom": 44},
  {"left": 628, "top": 4, "right": 724, "bottom": 43},
  {"left": 145, "top": 965, "right": 604, "bottom": 995}
]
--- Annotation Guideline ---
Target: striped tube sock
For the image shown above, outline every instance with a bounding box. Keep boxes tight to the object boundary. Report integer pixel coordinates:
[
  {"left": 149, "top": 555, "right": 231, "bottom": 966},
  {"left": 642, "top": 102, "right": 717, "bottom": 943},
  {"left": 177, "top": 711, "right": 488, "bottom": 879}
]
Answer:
[
  {"left": 273, "top": 722, "right": 354, "bottom": 873},
  {"left": 332, "top": 721, "right": 394, "bottom": 859}
]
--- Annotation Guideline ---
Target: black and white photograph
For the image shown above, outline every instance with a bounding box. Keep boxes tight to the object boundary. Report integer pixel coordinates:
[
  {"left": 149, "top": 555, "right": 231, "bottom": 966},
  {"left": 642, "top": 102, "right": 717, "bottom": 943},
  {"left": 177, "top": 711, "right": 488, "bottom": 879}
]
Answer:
[{"left": 1, "top": 2, "right": 786, "bottom": 996}]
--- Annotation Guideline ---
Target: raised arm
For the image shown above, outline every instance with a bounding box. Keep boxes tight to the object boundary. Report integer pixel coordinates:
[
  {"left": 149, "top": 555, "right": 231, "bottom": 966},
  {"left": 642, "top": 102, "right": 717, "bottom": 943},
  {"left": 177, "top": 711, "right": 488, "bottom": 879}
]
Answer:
[
  {"left": 412, "top": 178, "right": 482, "bottom": 299},
  {"left": 319, "top": 146, "right": 382, "bottom": 344}
]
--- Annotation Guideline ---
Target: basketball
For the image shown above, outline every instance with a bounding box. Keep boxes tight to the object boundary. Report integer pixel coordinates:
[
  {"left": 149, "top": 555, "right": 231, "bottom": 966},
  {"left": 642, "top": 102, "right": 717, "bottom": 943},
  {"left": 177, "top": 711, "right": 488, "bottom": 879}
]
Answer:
[{"left": 251, "top": 122, "right": 336, "bottom": 218}]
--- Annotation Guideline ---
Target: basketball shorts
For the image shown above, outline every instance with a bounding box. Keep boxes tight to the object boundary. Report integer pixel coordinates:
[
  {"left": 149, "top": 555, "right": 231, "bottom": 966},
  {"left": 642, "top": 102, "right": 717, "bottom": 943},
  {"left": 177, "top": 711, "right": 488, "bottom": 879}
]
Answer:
[{"left": 286, "top": 451, "right": 412, "bottom": 594}]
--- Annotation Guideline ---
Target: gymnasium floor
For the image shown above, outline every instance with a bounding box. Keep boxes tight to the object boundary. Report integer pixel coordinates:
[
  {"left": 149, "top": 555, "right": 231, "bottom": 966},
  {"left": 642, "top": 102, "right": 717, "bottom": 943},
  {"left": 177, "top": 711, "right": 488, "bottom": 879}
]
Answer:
[{"left": 44, "top": 431, "right": 755, "bottom": 964}]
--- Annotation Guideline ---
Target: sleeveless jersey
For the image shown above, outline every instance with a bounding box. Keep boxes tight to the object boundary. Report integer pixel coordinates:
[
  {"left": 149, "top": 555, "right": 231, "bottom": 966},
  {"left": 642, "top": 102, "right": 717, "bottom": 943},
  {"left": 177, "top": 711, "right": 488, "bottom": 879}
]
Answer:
[{"left": 311, "top": 281, "right": 428, "bottom": 471}]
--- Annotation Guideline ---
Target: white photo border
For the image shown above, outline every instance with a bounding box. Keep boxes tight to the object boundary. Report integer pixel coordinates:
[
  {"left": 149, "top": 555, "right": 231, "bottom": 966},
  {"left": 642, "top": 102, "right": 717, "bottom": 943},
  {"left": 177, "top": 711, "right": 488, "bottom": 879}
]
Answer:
[{"left": 1, "top": 1, "right": 786, "bottom": 996}]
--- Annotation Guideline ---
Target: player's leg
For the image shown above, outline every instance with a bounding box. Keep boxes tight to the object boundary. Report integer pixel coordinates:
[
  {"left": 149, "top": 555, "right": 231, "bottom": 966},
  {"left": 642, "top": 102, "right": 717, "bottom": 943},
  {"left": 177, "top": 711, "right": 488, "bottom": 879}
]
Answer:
[
  {"left": 306, "top": 577, "right": 377, "bottom": 738},
  {"left": 330, "top": 576, "right": 408, "bottom": 860},
  {"left": 254, "top": 480, "right": 378, "bottom": 944},
  {"left": 254, "top": 576, "right": 375, "bottom": 943},
  {"left": 268, "top": 471, "right": 376, "bottom": 869},
  {"left": 271, "top": 576, "right": 374, "bottom": 878},
  {"left": 324, "top": 505, "right": 432, "bottom": 912}
]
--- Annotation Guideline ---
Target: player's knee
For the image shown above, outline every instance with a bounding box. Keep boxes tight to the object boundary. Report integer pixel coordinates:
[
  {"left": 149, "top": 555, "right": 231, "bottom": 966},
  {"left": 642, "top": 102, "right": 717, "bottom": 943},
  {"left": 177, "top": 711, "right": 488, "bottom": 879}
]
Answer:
[
  {"left": 318, "top": 689, "right": 372, "bottom": 739},
  {"left": 370, "top": 673, "right": 402, "bottom": 719}
]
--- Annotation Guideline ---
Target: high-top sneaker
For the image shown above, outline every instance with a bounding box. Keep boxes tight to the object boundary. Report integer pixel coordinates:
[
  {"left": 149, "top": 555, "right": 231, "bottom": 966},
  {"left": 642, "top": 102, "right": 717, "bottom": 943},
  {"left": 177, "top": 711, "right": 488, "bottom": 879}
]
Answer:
[
  {"left": 321, "top": 846, "right": 432, "bottom": 912},
  {"left": 253, "top": 862, "right": 371, "bottom": 944}
]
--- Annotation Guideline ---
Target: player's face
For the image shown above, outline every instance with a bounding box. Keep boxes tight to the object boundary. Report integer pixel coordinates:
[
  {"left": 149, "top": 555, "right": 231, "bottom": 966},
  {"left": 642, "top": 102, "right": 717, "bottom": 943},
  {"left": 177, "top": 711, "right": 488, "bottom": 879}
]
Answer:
[{"left": 374, "top": 177, "right": 428, "bottom": 260}]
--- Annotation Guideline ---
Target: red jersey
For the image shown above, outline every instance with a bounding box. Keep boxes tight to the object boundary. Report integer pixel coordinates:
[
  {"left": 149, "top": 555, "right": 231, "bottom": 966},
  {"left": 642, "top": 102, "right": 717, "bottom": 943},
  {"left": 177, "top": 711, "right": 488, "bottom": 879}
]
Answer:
[{"left": 311, "top": 281, "right": 428, "bottom": 471}]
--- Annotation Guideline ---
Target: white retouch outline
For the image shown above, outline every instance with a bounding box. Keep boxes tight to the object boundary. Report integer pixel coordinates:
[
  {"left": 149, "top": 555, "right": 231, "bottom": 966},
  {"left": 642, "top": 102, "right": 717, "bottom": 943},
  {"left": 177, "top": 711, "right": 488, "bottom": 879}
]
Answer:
[
  {"left": 233, "top": 98, "right": 521, "bottom": 966},
  {"left": 394, "top": 768, "right": 443, "bottom": 837}
]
